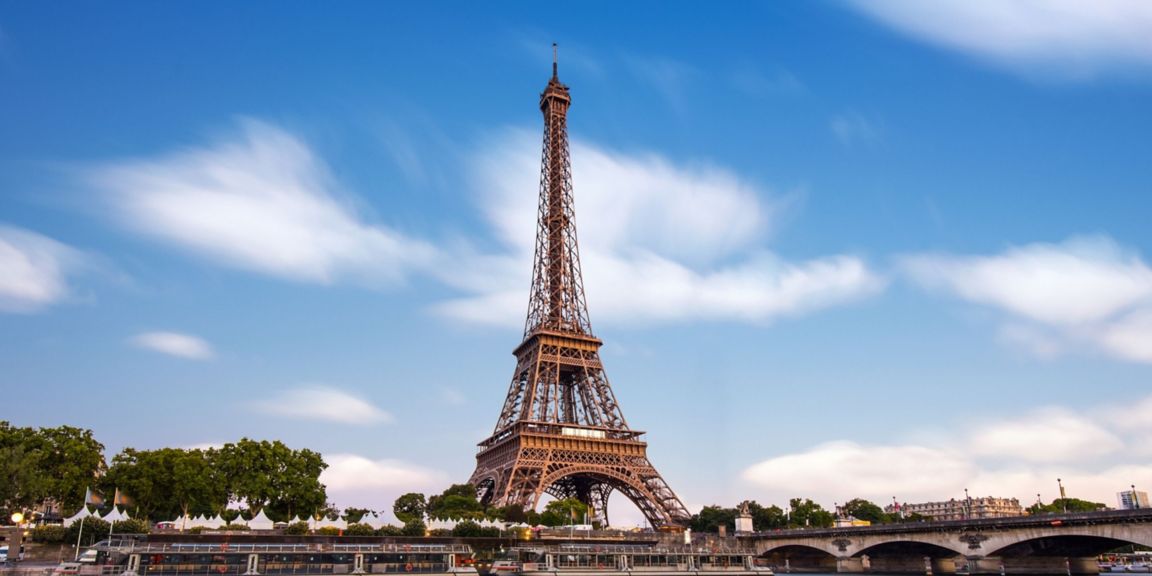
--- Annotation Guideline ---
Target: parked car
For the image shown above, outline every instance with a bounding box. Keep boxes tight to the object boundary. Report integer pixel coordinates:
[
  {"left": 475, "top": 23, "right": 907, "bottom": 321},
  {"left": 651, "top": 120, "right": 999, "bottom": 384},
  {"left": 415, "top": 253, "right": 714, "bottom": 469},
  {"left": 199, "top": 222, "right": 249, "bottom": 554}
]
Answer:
[
  {"left": 1, "top": 544, "right": 26, "bottom": 562},
  {"left": 54, "top": 562, "right": 82, "bottom": 575}
]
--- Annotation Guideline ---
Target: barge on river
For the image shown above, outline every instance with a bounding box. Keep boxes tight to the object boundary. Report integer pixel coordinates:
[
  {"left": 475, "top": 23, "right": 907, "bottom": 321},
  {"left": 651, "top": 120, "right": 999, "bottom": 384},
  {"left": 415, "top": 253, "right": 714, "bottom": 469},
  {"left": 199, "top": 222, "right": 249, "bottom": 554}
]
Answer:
[
  {"left": 495, "top": 544, "right": 773, "bottom": 576},
  {"left": 87, "top": 538, "right": 477, "bottom": 576}
]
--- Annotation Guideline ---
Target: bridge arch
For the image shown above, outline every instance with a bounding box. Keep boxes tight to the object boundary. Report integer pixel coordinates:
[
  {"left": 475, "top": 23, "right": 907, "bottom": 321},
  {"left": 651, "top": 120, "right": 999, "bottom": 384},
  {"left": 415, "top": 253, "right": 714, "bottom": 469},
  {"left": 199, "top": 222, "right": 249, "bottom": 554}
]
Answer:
[
  {"left": 856, "top": 540, "right": 967, "bottom": 559},
  {"left": 989, "top": 533, "right": 1152, "bottom": 557},
  {"left": 757, "top": 544, "right": 838, "bottom": 573}
]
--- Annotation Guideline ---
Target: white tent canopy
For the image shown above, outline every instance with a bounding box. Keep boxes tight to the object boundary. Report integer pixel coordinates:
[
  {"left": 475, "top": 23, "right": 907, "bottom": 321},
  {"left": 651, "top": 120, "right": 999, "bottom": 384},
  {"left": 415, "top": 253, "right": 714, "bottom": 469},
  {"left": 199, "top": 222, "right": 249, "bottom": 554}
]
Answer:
[
  {"left": 62, "top": 506, "right": 96, "bottom": 528},
  {"left": 247, "top": 509, "right": 275, "bottom": 530},
  {"left": 101, "top": 508, "right": 130, "bottom": 523}
]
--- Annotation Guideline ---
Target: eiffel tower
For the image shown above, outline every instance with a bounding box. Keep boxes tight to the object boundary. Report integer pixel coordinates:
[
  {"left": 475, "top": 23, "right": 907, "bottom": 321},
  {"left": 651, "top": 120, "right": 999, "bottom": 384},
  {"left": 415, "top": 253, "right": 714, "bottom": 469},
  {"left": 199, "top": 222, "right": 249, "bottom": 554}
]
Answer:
[{"left": 468, "top": 48, "right": 691, "bottom": 529}]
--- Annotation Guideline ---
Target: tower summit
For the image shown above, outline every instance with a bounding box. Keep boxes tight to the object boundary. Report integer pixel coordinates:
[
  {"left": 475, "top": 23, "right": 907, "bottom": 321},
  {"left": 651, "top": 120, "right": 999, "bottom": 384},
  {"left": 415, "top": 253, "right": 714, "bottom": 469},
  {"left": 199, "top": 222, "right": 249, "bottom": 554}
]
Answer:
[{"left": 468, "top": 48, "right": 691, "bottom": 529}]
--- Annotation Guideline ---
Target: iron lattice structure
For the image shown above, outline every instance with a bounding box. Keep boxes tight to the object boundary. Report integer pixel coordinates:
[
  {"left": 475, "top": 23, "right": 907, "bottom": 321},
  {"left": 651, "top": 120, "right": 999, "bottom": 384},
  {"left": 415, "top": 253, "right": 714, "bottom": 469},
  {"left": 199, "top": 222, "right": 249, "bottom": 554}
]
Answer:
[{"left": 469, "top": 52, "right": 691, "bottom": 529}]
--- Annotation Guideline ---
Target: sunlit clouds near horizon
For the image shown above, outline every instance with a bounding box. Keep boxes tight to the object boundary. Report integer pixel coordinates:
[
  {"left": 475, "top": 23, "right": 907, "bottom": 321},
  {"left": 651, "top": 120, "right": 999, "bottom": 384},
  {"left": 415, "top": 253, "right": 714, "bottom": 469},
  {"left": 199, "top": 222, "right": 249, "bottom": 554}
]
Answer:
[{"left": 742, "top": 394, "right": 1152, "bottom": 508}]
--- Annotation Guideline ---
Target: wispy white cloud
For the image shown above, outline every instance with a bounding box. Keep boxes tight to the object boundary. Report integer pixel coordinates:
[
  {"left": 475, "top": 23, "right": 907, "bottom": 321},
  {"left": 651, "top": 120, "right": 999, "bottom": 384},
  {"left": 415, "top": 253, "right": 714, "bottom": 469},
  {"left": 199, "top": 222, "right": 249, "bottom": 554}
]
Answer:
[
  {"left": 730, "top": 66, "right": 806, "bottom": 97},
  {"left": 847, "top": 0, "right": 1152, "bottom": 80},
  {"left": 967, "top": 407, "right": 1124, "bottom": 463},
  {"left": 830, "top": 113, "right": 883, "bottom": 148},
  {"left": 743, "top": 396, "right": 1152, "bottom": 508},
  {"left": 0, "top": 225, "right": 85, "bottom": 313},
  {"left": 440, "top": 387, "right": 467, "bottom": 407},
  {"left": 626, "top": 56, "right": 698, "bottom": 115},
  {"left": 1099, "top": 310, "right": 1152, "bottom": 363},
  {"left": 89, "top": 119, "right": 438, "bottom": 286},
  {"left": 434, "top": 130, "right": 884, "bottom": 327},
  {"left": 256, "top": 386, "right": 392, "bottom": 425},
  {"left": 131, "top": 331, "right": 215, "bottom": 360},
  {"left": 901, "top": 236, "right": 1152, "bottom": 363}
]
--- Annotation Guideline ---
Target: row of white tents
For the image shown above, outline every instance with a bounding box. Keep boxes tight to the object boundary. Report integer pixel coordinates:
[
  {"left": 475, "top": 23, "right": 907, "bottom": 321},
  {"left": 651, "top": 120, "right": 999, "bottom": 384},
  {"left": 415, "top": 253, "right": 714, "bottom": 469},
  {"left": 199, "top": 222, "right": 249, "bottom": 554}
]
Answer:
[
  {"left": 63, "top": 506, "right": 131, "bottom": 527},
  {"left": 63, "top": 506, "right": 509, "bottom": 532}
]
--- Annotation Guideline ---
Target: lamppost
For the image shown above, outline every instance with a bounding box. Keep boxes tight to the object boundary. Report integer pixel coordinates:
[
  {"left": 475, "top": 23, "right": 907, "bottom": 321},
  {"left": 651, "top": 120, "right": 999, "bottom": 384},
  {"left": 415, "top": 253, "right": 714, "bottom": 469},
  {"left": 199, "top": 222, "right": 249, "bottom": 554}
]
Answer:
[
  {"left": 1133, "top": 485, "right": 1140, "bottom": 510},
  {"left": 964, "top": 488, "right": 971, "bottom": 520},
  {"left": 9, "top": 511, "right": 25, "bottom": 563},
  {"left": 1057, "top": 478, "right": 1067, "bottom": 513}
]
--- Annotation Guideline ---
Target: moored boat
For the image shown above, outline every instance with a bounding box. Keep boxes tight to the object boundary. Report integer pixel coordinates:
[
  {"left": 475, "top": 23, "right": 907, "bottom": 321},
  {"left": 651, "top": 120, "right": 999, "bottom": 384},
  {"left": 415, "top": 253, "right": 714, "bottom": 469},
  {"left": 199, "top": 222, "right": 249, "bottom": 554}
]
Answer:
[
  {"left": 89, "top": 538, "right": 478, "bottom": 576},
  {"left": 499, "top": 544, "right": 773, "bottom": 576}
]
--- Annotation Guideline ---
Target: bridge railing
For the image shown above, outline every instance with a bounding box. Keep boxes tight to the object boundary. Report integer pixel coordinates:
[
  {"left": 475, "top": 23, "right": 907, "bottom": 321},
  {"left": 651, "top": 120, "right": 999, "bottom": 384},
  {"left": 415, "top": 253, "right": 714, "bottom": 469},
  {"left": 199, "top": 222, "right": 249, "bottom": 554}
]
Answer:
[{"left": 740, "top": 507, "right": 1152, "bottom": 539}]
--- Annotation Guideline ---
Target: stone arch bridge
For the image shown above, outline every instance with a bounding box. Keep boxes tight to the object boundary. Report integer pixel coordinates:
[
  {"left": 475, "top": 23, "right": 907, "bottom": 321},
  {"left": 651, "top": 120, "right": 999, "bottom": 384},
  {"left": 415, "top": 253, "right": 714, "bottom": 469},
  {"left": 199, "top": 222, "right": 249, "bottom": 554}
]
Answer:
[{"left": 739, "top": 509, "right": 1152, "bottom": 575}]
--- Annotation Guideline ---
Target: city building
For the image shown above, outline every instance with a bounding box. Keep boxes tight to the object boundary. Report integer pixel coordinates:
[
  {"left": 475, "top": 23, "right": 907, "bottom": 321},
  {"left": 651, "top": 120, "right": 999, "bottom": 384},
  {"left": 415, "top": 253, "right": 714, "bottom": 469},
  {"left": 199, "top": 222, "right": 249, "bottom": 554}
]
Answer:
[
  {"left": 884, "top": 497, "right": 1024, "bottom": 521},
  {"left": 1117, "top": 489, "right": 1149, "bottom": 510}
]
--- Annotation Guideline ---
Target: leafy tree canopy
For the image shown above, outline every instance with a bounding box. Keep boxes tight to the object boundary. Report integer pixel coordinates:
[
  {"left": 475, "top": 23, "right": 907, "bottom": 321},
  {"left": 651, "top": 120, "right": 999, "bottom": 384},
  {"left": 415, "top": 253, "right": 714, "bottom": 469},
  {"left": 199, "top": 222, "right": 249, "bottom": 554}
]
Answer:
[
  {"left": 690, "top": 505, "right": 737, "bottom": 533},
  {"left": 841, "top": 498, "right": 888, "bottom": 524},
  {"left": 539, "top": 498, "right": 589, "bottom": 527},
  {"left": 393, "top": 493, "right": 427, "bottom": 523},
  {"left": 427, "top": 485, "right": 483, "bottom": 520}
]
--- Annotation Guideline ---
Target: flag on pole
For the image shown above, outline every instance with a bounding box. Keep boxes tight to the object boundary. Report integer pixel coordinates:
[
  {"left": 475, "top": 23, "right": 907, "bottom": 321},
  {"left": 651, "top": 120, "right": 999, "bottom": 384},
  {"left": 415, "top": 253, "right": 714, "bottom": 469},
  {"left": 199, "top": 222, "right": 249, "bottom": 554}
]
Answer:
[
  {"left": 111, "top": 488, "right": 133, "bottom": 508},
  {"left": 84, "top": 486, "right": 104, "bottom": 506}
]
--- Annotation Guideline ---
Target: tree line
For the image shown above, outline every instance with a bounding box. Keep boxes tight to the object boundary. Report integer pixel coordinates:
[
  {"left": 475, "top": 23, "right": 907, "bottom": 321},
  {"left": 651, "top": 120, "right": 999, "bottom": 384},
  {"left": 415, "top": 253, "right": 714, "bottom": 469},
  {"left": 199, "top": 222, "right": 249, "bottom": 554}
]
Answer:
[{"left": 1, "top": 422, "right": 327, "bottom": 523}]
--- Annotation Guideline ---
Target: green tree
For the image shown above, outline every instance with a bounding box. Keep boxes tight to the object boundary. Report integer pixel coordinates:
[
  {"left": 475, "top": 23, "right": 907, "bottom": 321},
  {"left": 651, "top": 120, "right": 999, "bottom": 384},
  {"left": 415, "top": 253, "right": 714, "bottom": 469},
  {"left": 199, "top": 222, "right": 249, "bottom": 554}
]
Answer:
[
  {"left": 690, "top": 505, "right": 737, "bottom": 533},
  {"left": 31, "top": 525, "right": 68, "bottom": 544},
  {"left": 491, "top": 504, "right": 528, "bottom": 523},
  {"left": 538, "top": 498, "right": 588, "bottom": 527},
  {"left": 743, "top": 501, "right": 786, "bottom": 531},
  {"left": 113, "top": 518, "right": 150, "bottom": 534},
  {"left": 215, "top": 438, "right": 328, "bottom": 521},
  {"left": 104, "top": 447, "right": 224, "bottom": 522},
  {"left": 788, "top": 498, "right": 834, "bottom": 528},
  {"left": 345, "top": 523, "right": 374, "bottom": 536},
  {"left": 0, "top": 422, "right": 105, "bottom": 516},
  {"left": 343, "top": 507, "right": 374, "bottom": 524},
  {"left": 426, "top": 485, "right": 483, "bottom": 520},
  {"left": 35, "top": 425, "right": 107, "bottom": 514},
  {"left": 284, "top": 521, "right": 310, "bottom": 535},
  {"left": 393, "top": 493, "right": 427, "bottom": 523},
  {"left": 1028, "top": 498, "right": 1106, "bottom": 514},
  {"left": 66, "top": 517, "right": 110, "bottom": 547},
  {"left": 0, "top": 441, "right": 46, "bottom": 514},
  {"left": 401, "top": 518, "right": 427, "bottom": 536},
  {"left": 841, "top": 498, "right": 888, "bottom": 524}
]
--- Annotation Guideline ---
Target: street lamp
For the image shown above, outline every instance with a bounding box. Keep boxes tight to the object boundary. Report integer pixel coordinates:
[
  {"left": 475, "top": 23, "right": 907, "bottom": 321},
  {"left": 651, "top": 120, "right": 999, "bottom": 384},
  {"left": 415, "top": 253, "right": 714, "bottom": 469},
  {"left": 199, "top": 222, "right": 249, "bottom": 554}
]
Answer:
[
  {"left": 1133, "top": 485, "right": 1140, "bottom": 510},
  {"left": 964, "top": 488, "right": 971, "bottom": 520},
  {"left": 1057, "top": 478, "right": 1067, "bottom": 513},
  {"left": 9, "top": 511, "right": 25, "bottom": 563}
]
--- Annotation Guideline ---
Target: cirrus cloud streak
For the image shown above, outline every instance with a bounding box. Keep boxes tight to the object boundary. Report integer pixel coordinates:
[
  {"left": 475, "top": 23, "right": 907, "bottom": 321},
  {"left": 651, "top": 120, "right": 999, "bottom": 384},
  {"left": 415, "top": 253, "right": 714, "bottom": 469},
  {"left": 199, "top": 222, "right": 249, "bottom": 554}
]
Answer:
[
  {"left": 255, "top": 386, "right": 392, "bottom": 425},
  {"left": 131, "top": 331, "right": 215, "bottom": 360}
]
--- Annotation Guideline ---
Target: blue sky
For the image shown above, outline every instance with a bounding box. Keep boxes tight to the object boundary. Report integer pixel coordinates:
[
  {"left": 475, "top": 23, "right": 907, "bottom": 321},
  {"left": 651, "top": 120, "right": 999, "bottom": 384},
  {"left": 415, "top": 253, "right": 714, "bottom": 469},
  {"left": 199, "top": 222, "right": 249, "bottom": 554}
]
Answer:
[{"left": 3, "top": 1, "right": 1152, "bottom": 525}]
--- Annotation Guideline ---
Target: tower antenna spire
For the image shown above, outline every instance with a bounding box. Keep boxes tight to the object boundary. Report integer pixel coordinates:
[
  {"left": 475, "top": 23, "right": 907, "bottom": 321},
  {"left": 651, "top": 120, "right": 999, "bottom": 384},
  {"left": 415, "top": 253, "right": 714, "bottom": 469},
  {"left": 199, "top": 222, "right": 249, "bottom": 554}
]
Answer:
[{"left": 552, "top": 42, "right": 558, "bottom": 78}]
